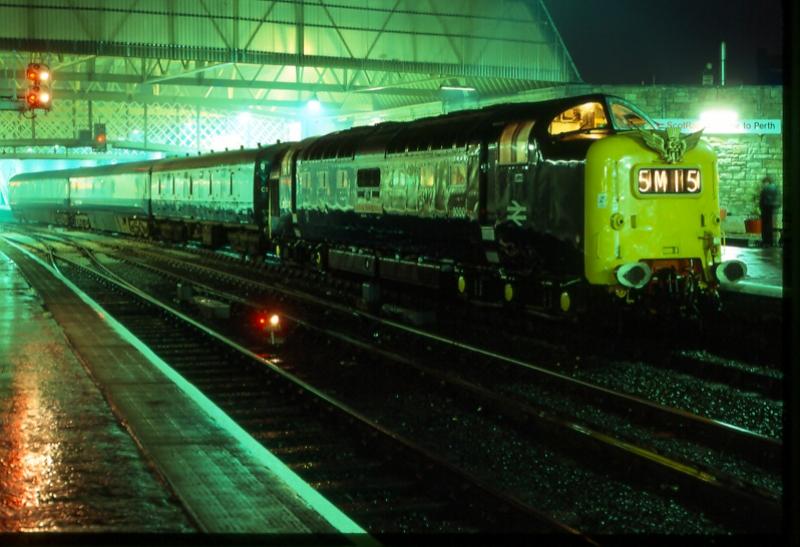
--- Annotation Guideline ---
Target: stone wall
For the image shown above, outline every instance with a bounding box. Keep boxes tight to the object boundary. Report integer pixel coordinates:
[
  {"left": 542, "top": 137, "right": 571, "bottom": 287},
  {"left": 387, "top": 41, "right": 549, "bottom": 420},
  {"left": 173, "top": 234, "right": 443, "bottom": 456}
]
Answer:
[{"left": 516, "top": 84, "right": 784, "bottom": 234}]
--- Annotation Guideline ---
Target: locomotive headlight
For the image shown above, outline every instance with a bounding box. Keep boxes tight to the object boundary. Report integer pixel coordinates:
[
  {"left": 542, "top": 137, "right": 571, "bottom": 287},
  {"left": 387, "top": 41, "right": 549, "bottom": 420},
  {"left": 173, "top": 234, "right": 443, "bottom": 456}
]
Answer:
[{"left": 615, "top": 262, "right": 652, "bottom": 289}]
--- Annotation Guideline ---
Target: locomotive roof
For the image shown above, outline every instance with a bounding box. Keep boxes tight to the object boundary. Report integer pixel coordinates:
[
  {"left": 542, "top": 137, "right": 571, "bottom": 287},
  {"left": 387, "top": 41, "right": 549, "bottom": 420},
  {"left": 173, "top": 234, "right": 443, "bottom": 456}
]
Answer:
[{"left": 300, "top": 93, "right": 629, "bottom": 159}]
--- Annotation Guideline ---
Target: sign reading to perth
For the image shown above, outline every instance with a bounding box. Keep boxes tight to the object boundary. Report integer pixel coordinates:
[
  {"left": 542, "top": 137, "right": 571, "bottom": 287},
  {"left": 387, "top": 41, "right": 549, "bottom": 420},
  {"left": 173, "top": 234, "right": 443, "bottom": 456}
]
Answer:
[{"left": 654, "top": 118, "right": 781, "bottom": 135}]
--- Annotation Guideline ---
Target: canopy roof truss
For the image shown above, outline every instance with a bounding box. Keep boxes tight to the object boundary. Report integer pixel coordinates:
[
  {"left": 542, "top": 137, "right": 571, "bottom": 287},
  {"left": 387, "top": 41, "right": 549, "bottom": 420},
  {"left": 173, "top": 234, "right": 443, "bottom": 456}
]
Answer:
[{"left": 0, "top": 0, "right": 580, "bottom": 155}]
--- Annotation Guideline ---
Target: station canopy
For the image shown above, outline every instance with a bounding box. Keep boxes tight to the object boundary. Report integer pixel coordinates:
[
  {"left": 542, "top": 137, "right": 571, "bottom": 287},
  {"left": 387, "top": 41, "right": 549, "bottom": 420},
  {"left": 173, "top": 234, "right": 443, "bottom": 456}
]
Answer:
[{"left": 0, "top": 0, "right": 580, "bottom": 157}]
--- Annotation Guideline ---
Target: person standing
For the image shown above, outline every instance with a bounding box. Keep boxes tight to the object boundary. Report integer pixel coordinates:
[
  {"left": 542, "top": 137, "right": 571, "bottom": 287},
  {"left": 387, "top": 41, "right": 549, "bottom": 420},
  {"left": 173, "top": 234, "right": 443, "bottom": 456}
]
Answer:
[{"left": 759, "top": 175, "right": 779, "bottom": 247}]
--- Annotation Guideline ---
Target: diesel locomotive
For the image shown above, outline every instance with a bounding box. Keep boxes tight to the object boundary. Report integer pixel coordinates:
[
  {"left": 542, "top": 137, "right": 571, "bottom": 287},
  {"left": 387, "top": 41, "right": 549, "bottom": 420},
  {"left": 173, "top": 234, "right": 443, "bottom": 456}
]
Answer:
[{"left": 7, "top": 93, "right": 746, "bottom": 311}]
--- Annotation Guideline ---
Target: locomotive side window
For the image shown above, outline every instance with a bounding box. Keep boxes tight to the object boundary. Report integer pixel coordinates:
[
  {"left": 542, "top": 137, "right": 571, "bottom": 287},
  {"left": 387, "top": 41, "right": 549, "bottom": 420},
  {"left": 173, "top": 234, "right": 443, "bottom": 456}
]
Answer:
[
  {"left": 420, "top": 165, "right": 435, "bottom": 187},
  {"left": 229, "top": 172, "right": 234, "bottom": 195},
  {"left": 498, "top": 121, "right": 535, "bottom": 164},
  {"left": 548, "top": 102, "right": 608, "bottom": 136},
  {"left": 451, "top": 164, "right": 466, "bottom": 186},
  {"left": 356, "top": 168, "right": 380, "bottom": 188}
]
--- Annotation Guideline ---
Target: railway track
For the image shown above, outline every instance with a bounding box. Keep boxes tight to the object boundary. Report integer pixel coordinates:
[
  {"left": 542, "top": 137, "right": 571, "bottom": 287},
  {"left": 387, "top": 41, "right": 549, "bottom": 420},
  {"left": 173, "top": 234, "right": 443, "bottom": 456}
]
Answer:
[
  {"left": 11, "top": 229, "right": 782, "bottom": 533},
  {"left": 1, "top": 233, "right": 584, "bottom": 538},
  {"left": 84, "top": 233, "right": 781, "bottom": 444}
]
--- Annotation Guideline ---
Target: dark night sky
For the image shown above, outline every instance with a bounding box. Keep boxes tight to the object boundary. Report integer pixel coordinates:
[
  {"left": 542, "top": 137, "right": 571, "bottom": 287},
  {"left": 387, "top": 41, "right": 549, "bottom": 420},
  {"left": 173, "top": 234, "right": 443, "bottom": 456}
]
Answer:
[{"left": 541, "top": 0, "right": 783, "bottom": 85}]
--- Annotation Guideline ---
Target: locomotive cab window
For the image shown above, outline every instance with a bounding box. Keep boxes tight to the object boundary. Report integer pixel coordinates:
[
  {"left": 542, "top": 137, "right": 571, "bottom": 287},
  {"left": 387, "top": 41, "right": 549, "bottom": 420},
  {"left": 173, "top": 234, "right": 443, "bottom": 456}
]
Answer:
[
  {"left": 611, "top": 103, "right": 647, "bottom": 130},
  {"left": 608, "top": 99, "right": 656, "bottom": 131},
  {"left": 548, "top": 102, "right": 608, "bottom": 136}
]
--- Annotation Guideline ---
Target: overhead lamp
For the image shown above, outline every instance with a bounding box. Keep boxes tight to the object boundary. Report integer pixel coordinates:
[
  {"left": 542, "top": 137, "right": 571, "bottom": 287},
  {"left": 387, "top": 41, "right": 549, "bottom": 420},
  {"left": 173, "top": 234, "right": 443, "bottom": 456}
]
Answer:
[
  {"left": 440, "top": 79, "right": 476, "bottom": 92},
  {"left": 698, "top": 109, "right": 740, "bottom": 134},
  {"left": 440, "top": 84, "right": 476, "bottom": 92},
  {"left": 306, "top": 93, "right": 321, "bottom": 114}
]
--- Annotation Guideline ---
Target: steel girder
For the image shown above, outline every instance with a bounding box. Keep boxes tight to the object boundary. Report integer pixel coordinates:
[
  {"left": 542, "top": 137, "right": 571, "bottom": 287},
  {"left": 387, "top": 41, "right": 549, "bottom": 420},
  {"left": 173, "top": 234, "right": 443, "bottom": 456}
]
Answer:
[{"left": 0, "top": 0, "right": 580, "bottom": 154}]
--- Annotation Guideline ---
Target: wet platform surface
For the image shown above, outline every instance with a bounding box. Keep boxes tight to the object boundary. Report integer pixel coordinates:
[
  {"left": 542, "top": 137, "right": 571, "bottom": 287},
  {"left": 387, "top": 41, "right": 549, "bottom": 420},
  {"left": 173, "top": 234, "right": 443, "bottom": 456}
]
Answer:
[
  {"left": 0, "top": 239, "right": 365, "bottom": 538},
  {"left": 721, "top": 245, "right": 783, "bottom": 299},
  {"left": 0, "top": 251, "right": 194, "bottom": 532}
]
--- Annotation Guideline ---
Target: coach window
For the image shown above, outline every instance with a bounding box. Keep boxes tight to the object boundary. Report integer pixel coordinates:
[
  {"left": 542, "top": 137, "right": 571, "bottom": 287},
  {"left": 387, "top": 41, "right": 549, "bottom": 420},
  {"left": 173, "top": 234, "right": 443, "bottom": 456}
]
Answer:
[
  {"left": 391, "top": 169, "right": 404, "bottom": 187},
  {"left": 337, "top": 170, "right": 349, "bottom": 190},
  {"left": 548, "top": 102, "right": 608, "bottom": 136}
]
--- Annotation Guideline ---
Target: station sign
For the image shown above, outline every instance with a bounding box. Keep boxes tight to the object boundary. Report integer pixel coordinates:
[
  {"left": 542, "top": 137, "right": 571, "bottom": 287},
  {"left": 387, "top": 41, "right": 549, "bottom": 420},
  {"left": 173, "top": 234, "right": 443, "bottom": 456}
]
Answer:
[{"left": 653, "top": 118, "right": 781, "bottom": 135}]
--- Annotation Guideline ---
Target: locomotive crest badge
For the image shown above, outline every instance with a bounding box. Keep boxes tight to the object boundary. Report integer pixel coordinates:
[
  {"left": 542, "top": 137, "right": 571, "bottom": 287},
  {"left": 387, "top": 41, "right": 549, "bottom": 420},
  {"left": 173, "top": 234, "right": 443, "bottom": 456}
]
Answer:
[{"left": 634, "top": 126, "right": 703, "bottom": 163}]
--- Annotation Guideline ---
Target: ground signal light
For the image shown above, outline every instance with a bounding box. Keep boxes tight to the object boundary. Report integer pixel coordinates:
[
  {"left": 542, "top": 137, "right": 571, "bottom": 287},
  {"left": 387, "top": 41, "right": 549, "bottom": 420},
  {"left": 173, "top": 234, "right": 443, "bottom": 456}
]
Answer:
[
  {"left": 256, "top": 312, "right": 282, "bottom": 345},
  {"left": 93, "top": 123, "right": 107, "bottom": 151},
  {"left": 25, "top": 62, "right": 51, "bottom": 111}
]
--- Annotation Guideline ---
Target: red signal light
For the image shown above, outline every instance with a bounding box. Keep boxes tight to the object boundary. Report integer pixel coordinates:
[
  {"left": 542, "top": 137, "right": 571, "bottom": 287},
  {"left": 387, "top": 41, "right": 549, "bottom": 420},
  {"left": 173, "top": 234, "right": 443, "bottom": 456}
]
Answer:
[
  {"left": 255, "top": 312, "right": 281, "bottom": 330},
  {"left": 92, "top": 123, "right": 107, "bottom": 151},
  {"left": 24, "top": 63, "right": 52, "bottom": 111},
  {"left": 25, "top": 88, "right": 50, "bottom": 108},
  {"left": 26, "top": 63, "right": 41, "bottom": 81}
]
